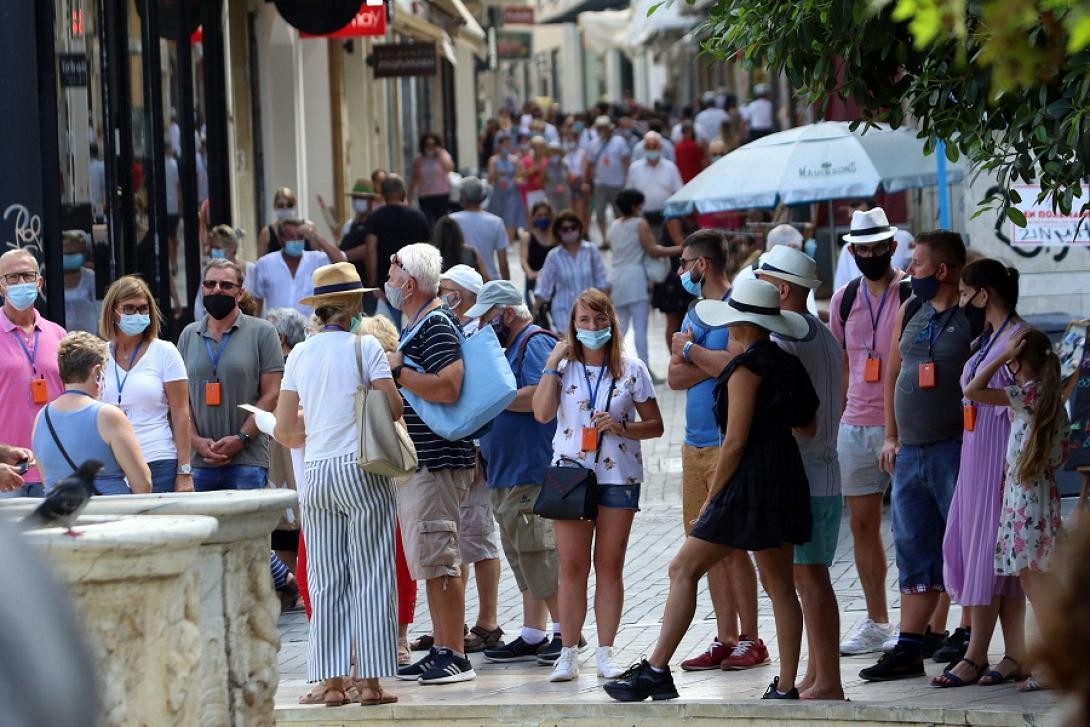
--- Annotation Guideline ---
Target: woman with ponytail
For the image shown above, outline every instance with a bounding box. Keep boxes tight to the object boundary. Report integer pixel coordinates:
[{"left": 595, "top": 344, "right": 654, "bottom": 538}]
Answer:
[{"left": 965, "top": 327, "right": 1069, "bottom": 692}]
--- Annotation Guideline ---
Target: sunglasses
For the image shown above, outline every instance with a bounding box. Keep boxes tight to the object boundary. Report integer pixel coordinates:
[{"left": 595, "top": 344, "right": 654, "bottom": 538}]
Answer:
[
  {"left": 558, "top": 225, "right": 579, "bottom": 233},
  {"left": 678, "top": 256, "right": 705, "bottom": 270},
  {"left": 118, "top": 304, "right": 151, "bottom": 316},
  {"left": 202, "top": 279, "right": 239, "bottom": 292}
]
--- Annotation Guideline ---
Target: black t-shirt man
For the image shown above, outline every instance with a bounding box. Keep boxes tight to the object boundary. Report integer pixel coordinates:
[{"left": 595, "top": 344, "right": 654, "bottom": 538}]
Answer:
[{"left": 357, "top": 204, "right": 431, "bottom": 287}]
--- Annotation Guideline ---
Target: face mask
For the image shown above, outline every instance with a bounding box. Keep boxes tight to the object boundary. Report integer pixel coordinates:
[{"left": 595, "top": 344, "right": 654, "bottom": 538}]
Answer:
[
  {"left": 203, "top": 293, "right": 237, "bottom": 320},
  {"left": 489, "top": 313, "right": 509, "bottom": 343},
  {"left": 63, "top": 253, "right": 84, "bottom": 271},
  {"left": 95, "top": 367, "right": 105, "bottom": 400},
  {"left": 274, "top": 207, "right": 296, "bottom": 221},
  {"left": 443, "top": 292, "right": 461, "bottom": 310},
  {"left": 645, "top": 151, "right": 660, "bottom": 162},
  {"left": 680, "top": 269, "right": 703, "bottom": 297},
  {"left": 803, "top": 238, "right": 817, "bottom": 259},
  {"left": 384, "top": 280, "right": 408, "bottom": 311},
  {"left": 209, "top": 248, "right": 227, "bottom": 260},
  {"left": 576, "top": 327, "right": 612, "bottom": 351},
  {"left": 283, "top": 239, "right": 306, "bottom": 258},
  {"left": 961, "top": 290, "right": 987, "bottom": 337},
  {"left": 573, "top": 122, "right": 585, "bottom": 134},
  {"left": 909, "top": 272, "right": 941, "bottom": 301},
  {"left": 853, "top": 250, "right": 893, "bottom": 281},
  {"left": 534, "top": 218, "right": 551, "bottom": 231},
  {"left": 350, "top": 314, "right": 363, "bottom": 333},
  {"left": 118, "top": 313, "right": 151, "bottom": 336},
  {"left": 5, "top": 282, "right": 38, "bottom": 311},
  {"left": 352, "top": 199, "right": 369, "bottom": 214},
  {"left": 561, "top": 230, "right": 581, "bottom": 244}
]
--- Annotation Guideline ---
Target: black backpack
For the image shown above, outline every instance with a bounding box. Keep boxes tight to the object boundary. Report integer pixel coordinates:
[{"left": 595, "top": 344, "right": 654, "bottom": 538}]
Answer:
[{"left": 838, "top": 276, "right": 921, "bottom": 346}]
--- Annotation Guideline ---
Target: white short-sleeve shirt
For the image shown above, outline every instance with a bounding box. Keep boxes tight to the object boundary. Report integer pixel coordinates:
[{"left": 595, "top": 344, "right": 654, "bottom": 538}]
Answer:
[
  {"left": 252, "top": 250, "right": 330, "bottom": 317},
  {"left": 102, "top": 338, "right": 189, "bottom": 462},
  {"left": 550, "top": 356, "right": 656, "bottom": 485},
  {"left": 281, "top": 331, "right": 391, "bottom": 462}
]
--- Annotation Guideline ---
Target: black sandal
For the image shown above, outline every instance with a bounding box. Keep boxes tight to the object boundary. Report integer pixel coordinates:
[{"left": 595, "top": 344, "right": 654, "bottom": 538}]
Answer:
[
  {"left": 978, "top": 655, "right": 1026, "bottom": 686},
  {"left": 931, "top": 657, "right": 988, "bottom": 688}
]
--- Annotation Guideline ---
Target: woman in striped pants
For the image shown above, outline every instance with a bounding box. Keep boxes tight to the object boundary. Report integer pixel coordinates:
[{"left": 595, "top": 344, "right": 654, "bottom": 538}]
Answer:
[{"left": 275, "top": 263, "right": 403, "bottom": 707}]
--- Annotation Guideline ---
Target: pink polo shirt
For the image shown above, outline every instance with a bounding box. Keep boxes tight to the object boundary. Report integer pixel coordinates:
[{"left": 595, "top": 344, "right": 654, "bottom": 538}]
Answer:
[
  {"left": 829, "top": 271, "right": 906, "bottom": 427},
  {"left": 0, "top": 308, "right": 67, "bottom": 484}
]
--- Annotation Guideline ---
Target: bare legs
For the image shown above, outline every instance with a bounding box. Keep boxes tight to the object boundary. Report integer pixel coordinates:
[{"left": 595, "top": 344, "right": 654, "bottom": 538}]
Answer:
[
  {"left": 794, "top": 564, "right": 844, "bottom": 700},
  {"left": 462, "top": 558, "right": 501, "bottom": 632},
  {"left": 707, "top": 559, "right": 740, "bottom": 643},
  {"left": 427, "top": 575, "right": 466, "bottom": 653},
  {"left": 846, "top": 493, "right": 889, "bottom": 624}
]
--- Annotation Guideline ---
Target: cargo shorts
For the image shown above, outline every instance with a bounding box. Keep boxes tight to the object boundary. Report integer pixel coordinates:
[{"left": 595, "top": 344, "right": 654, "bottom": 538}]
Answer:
[
  {"left": 490, "top": 484, "right": 559, "bottom": 600},
  {"left": 397, "top": 467, "right": 474, "bottom": 581}
]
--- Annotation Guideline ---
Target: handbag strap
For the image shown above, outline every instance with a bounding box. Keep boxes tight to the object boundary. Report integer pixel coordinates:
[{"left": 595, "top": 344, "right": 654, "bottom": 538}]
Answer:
[
  {"left": 354, "top": 334, "right": 365, "bottom": 385},
  {"left": 43, "top": 405, "right": 79, "bottom": 472},
  {"left": 590, "top": 375, "right": 616, "bottom": 467}
]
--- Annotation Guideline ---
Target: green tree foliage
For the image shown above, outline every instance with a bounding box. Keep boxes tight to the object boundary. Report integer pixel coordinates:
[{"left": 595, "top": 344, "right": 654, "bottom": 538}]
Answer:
[{"left": 699, "top": 0, "right": 1090, "bottom": 218}]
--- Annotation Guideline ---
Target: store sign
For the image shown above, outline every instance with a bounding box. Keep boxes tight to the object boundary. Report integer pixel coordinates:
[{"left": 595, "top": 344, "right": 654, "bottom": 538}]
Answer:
[
  {"left": 1009, "top": 183, "right": 1090, "bottom": 246},
  {"left": 495, "top": 30, "right": 531, "bottom": 60},
  {"left": 371, "top": 42, "right": 437, "bottom": 77},
  {"left": 301, "top": 1, "right": 387, "bottom": 38},
  {"left": 58, "top": 53, "right": 88, "bottom": 88},
  {"left": 502, "top": 6, "right": 534, "bottom": 25},
  {"left": 274, "top": 0, "right": 362, "bottom": 35}
]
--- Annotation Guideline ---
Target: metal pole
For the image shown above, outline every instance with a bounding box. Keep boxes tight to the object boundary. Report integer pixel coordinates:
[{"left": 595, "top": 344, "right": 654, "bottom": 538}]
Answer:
[{"left": 936, "top": 139, "right": 950, "bottom": 228}]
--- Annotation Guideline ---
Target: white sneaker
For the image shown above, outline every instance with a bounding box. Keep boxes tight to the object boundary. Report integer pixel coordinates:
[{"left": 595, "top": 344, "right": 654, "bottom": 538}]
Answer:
[
  {"left": 839, "top": 617, "right": 896, "bottom": 655},
  {"left": 881, "top": 628, "right": 901, "bottom": 653},
  {"left": 549, "top": 645, "right": 580, "bottom": 682},
  {"left": 595, "top": 646, "right": 626, "bottom": 678}
]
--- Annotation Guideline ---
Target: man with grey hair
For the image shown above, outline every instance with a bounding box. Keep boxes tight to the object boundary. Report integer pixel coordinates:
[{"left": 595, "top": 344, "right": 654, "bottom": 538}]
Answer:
[
  {"left": 468, "top": 280, "right": 566, "bottom": 664},
  {"left": 451, "top": 177, "right": 510, "bottom": 281},
  {"left": 265, "top": 307, "right": 308, "bottom": 356},
  {"left": 386, "top": 242, "right": 480, "bottom": 685}
]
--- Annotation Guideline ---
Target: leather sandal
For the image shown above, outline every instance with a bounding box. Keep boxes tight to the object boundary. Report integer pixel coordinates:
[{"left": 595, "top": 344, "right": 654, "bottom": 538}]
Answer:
[
  {"left": 978, "top": 655, "right": 1027, "bottom": 686},
  {"left": 931, "top": 657, "right": 988, "bottom": 688},
  {"left": 464, "top": 625, "right": 505, "bottom": 653},
  {"left": 359, "top": 686, "right": 399, "bottom": 706},
  {"left": 323, "top": 686, "right": 349, "bottom": 708}
]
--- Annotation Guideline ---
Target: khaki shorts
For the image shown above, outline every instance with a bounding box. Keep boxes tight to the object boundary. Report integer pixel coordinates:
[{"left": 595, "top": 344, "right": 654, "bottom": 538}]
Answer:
[
  {"left": 491, "top": 484, "right": 559, "bottom": 600},
  {"left": 459, "top": 471, "right": 502, "bottom": 564},
  {"left": 397, "top": 466, "right": 474, "bottom": 581},
  {"left": 682, "top": 443, "right": 720, "bottom": 534}
]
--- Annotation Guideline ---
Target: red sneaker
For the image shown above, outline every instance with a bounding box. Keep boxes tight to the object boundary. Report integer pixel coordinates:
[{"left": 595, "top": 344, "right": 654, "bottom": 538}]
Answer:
[
  {"left": 680, "top": 640, "right": 736, "bottom": 671},
  {"left": 722, "top": 637, "right": 770, "bottom": 670}
]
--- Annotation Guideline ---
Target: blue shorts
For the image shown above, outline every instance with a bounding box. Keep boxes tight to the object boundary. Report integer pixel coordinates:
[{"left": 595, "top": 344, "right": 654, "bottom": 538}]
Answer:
[
  {"left": 148, "top": 459, "right": 179, "bottom": 493},
  {"left": 794, "top": 495, "right": 843, "bottom": 566},
  {"left": 891, "top": 436, "right": 962, "bottom": 593},
  {"left": 193, "top": 465, "right": 268, "bottom": 492},
  {"left": 598, "top": 483, "right": 641, "bottom": 511}
]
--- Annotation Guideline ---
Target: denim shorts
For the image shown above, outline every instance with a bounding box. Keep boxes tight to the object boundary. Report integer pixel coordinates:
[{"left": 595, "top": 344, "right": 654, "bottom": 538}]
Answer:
[
  {"left": 598, "top": 483, "right": 641, "bottom": 511},
  {"left": 192, "top": 465, "right": 268, "bottom": 492},
  {"left": 148, "top": 459, "right": 179, "bottom": 494},
  {"left": 891, "top": 436, "right": 962, "bottom": 593}
]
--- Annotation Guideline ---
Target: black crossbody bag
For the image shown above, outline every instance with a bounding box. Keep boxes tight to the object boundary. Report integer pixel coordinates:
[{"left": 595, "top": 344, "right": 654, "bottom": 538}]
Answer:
[{"left": 534, "top": 380, "right": 614, "bottom": 521}]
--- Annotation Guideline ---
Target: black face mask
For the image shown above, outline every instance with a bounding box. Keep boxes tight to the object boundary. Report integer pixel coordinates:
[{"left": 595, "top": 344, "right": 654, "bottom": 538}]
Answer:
[
  {"left": 852, "top": 250, "right": 893, "bottom": 281},
  {"left": 204, "top": 293, "right": 237, "bottom": 320},
  {"left": 960, "top": 290, "right": 987, "bottom": 338}
]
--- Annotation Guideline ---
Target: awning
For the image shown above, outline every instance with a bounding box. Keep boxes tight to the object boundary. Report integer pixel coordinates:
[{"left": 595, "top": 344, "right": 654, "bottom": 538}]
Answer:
[
  {"left": 626, "top": 0, "right": 695, "bottom": 48},
  {"left": 578, "top": 8, "right": 631, "bottom": 52},
  {"left": 394, "top": 0, "right": 485, "bottom": 54},
  {"left": 392, "top": 1, "right": 445, "bottom": 42},
  {"left": 430, "top": 0, "right": 487, "bottom": 51},
  {"left": 541, "top": 0, "right": 628, "bottom": 25}
]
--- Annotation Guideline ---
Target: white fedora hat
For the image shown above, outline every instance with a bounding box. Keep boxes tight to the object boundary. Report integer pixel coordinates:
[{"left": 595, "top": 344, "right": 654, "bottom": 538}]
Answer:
[
  {"left": 694, "top": 278, "right": 808, "bottom": 338},
  {"left": 755, "top": 245, "right": 821, "bottom": 289},
  {"left": 842, "top": 207, "right": 898, "bottom": 245}
]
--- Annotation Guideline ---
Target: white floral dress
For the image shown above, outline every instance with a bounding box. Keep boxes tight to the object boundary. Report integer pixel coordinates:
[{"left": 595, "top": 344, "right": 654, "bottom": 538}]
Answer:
[{"left": 994, "top": 381, "right": 1068, "bottom": 575}]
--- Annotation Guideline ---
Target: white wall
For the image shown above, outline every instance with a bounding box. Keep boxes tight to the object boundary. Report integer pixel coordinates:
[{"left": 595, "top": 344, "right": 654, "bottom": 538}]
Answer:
[
  {"left": 454, "top": 37, "right": 479, "bottom": 172},
  {"left": 531, "top": 23, "right": 583, "bottom": 110},
  {"left": 297, "top": 41, "right": 334, "bottom": 227},
  {"left": 254, "top": 7, "right": 301, "bottom": 225}
]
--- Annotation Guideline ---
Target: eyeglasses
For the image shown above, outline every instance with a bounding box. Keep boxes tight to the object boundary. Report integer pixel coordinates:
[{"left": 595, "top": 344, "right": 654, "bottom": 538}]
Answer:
[
  {"left": 118, "top": 304, "right": 151, "bottom": 316},
  {"left": 678, "top": 256, "right": 704, "bottom": 270},
  {"left": 389, "top": 254, "right": 403, "bottom": 267},
  {"left": 853, "top": 243, "right": 892, "bottom": 258},
  {"left": 202, "top": 279, "right": 239, "bottom": 292},
  {"left": 2, "top": 271, "right": 38, "bottom": 285}
]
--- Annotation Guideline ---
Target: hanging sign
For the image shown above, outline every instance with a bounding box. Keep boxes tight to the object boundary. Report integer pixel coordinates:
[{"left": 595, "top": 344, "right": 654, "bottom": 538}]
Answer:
[
  {"left": 300, "top": 1, "right": 387, "bottom": 37},
  {"left": 502, "top": 6, "right": 534, "bottom": 24},
  {"left": 58, "top": 54, "right": 89, "bottom": 87},
  {"left": 371, "top": 42, "right": 437, "bottom": 77}
]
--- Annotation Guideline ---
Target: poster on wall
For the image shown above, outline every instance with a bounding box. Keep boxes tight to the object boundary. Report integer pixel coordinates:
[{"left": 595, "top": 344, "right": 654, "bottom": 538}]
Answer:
[
  {"left": 496, "top": 31, "right": 531, "bottom": 60},
  {"left": 1009, "top": 183, "right": 1090, "bottom": 247}
]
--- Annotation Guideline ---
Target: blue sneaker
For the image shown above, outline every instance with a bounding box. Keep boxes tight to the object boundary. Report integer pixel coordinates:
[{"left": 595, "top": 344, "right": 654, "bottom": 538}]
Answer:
[
  {"left": 419, "top": 648, "right": 477, "bottom": 684},
  {"left": 398, "top": 647, "right": 438, "bottom": 681}
]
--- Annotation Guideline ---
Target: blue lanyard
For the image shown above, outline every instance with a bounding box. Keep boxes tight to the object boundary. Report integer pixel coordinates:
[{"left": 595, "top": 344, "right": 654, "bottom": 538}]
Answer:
[
  {"left": 204, "top": 332, "right": 232, "bottom": 378},
  {"left": 861, "top": 283, "right": 891, "bottom": 354},
  {"left": 112, "top": 342, "right": 143, "bottom": 406},
  {"left": 582, "top": 364, "right": 608, "bottom": 416},
  {"left": 925, "top": 306, "right": 959, "bottom": 361},
  {"left": 63, "top": 389, "right": 96, "bottom": 399},
  {"left": 969, "top": 315, "right": 1013, "bottom": 380},
  {"left": 12, "top": 329, "right": 40, "bottom": 375}
]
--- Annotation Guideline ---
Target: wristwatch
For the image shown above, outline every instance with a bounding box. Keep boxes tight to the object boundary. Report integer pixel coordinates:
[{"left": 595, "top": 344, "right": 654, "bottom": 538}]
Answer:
[
  {"left": 236, "top": 431, "right": 252, "bottom": 445},
  {"left": 176, "top": 464, "right": 192, "bottom": 476},
  {"left": 392, "top": 364, "right": 405, "bottom": 383}
]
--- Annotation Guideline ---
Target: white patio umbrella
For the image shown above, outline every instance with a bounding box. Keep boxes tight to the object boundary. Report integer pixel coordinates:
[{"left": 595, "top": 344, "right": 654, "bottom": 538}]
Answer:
[{"left": 663, "top": 121, "right": 967, "bottom": 217}]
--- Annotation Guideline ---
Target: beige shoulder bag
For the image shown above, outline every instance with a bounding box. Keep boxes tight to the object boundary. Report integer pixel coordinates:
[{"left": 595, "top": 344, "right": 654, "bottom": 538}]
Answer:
[{"left": 355, "top": 336, "right": 417, "bottom": 478}]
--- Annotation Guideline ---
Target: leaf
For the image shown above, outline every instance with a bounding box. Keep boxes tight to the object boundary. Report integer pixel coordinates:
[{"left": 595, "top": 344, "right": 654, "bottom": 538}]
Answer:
[
  {"left": 1008, "top": 187, "right": 1022, "bottom": 204},
  {"left": 1006, "top": 206, "right": 1027, "bottom": 227}
]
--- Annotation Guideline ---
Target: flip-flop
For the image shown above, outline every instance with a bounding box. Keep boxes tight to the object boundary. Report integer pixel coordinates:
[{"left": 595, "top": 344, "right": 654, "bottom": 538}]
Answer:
[
  {"left": 931, "top": 657, "right": 988, "bottom": 688},
  {"left": 978, "top": 655, "right": 1026, "bottom": 686},
  {"left": 1019, "top": 675, "right": 1048, "bottom": 692}
]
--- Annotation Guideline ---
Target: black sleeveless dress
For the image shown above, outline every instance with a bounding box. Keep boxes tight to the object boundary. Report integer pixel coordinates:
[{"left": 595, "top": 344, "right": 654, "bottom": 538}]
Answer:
[{"left": 690, "top": 340, "right": 818, "bottom": 550}]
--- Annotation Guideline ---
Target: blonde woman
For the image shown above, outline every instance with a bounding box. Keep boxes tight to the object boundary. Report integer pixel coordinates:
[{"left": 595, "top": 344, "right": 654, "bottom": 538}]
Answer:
[
  {"left": 100, "top": 276, "right": 192, "bottom": 493},
  {"left": 258, "top": 186, "right": 298, "bottom": 257}
]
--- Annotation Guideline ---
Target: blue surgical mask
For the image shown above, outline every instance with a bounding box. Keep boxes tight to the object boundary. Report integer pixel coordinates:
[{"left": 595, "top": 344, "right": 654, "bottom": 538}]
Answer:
[
  {"left": 283, "top": 239, "right": 306, "bottom": 258},
  {"left": 645, "top": 151, "right": 660, "bottom": 162},
  {"left": 63, "top": 253, "right": 84, "bottom": 271},
  {"left": 118, "top": 313, "right": 151, "bottom": 336},
  {"left": 5, "top": 282, "right": 38, "bottom": 311},
  {"left": 680, "top": 270, "right": 703, "bottom": 297},
  {"left": 574, "top": 122, "right": 586, "bottom": 133},
  {"left": 576, "top": 327, "right": 612, "bottom": 350},
  {"left": 910, "top": 273, "right": 940, "bottom": 301},
  {"left": 209, "top": 248, "right": 227, "bottom": 259},
  {"left": 534, "top": 218, "right": 551, "bottom": 231}
]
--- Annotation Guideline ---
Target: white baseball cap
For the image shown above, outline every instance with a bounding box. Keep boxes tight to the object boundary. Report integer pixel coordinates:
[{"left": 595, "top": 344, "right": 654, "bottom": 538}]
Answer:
[{"left": 440, "top": 264, "right": 483, "bottom": 295}]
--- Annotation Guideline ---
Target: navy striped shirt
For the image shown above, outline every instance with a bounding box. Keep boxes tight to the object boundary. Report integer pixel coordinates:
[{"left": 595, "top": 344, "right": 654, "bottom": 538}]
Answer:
[{"left": 400, "top": 308, "right": 477, "bottom": 471}]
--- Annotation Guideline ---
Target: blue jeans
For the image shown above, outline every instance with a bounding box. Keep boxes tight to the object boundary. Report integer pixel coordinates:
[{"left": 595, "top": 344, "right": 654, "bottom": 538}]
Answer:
[
  {"left": 148, "top": 459, "right": 179, "bottom": 494},
  {"left": 192, "top": 465, "right": 268, "bottom": 492},
  {"left": 0, "top": 483, "right": 45, "bottom": 498},
  {"left": 598, "top": 483, "right": 641, "bottom": 511},
  {"left": 891, "top": 436, "right": 962, "bottom": 593}
]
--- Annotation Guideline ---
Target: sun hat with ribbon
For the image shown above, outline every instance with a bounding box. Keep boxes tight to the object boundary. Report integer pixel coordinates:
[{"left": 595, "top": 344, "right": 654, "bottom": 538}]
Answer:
[
  {"left": 755, "top": 245, "right": 822, "bottom": 289},
  {"left": 347, "top": 178, "right": 377, "bottom": 198},
  {"left": 842, "top": 207, "right": 898, "bottom": 245},
  {"left": 298, "top": 262, "right": 376, "bottom": 308},
  {"left": 693, "top": 278, "right": 808, "bottom": 338}
]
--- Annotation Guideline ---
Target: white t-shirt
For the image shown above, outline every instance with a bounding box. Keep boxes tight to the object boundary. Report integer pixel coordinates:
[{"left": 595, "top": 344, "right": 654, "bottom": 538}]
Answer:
[
  {"left": 252, "top": 250, "right": 330, "bottom": 317},
  {"left": 450, "top": 210, "right": 508, "bottom": 279},
  {"left": 624, "top": 159, "right": 683, "bottom": 212},
  {"left": 589, "top": 135, "right": 630, "bottom": 187},
  {"left": 551, "top": 356, "right": 656, "bottom": 485},
  {"left": 63, "top": 268, "right": 99, "bottom": 334},
  {"left": 102, "top": 338, "right": 189, "bottom": 462},
  {"left": 694, "top": 107, "right": 729, "bottom": 143},
  {"left": 740, "top": 98, "right": 774, "bottom": 130},
  {"left": 164, "top": 157, "right": 180, "bottom": 214},
  {"left": 281, "top": 332, "right": 391, "bottom": 462}
]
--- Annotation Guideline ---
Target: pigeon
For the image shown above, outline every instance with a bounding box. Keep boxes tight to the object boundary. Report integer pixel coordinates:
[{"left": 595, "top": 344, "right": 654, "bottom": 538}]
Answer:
[{"left": 22, "top": 460, "right": 103, "bottom": 532}]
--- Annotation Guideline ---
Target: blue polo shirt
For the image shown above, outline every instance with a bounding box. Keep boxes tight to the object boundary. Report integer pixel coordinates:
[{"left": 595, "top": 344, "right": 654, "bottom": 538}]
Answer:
[
  {"left": 479, "top": 325, "right": 558, "bottom": 487},
  {"left": 682, "top": 309, "right": 730, "bottom": 448}
]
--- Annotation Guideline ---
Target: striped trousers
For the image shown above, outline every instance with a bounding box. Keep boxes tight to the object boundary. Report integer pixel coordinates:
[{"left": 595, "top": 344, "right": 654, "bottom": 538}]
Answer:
[{"left": 301, "top": 453, "right": 398, "bottom": 682}]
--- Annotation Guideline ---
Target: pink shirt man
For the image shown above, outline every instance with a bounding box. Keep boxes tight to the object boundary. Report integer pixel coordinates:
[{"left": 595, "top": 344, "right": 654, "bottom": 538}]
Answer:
[
  {"left": 829, "top": 270, "right": 906, "bottom": 426},
  {"left": 0, "top": 308, "right": 66, "bottom": 485}
]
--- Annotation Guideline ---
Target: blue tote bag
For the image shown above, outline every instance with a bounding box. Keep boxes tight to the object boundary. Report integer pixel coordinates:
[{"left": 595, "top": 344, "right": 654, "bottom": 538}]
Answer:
[{"left": 398, "top": 311, "right": 517, "bottom": 441}]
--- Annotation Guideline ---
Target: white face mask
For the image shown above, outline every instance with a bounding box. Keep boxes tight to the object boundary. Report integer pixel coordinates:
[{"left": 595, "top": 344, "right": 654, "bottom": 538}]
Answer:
[
  {"left": 352, "top": 199, "right": 369, "bottom": 214},
  {"left": 274, "top": 206, "right": 296, "bottom": 221}
]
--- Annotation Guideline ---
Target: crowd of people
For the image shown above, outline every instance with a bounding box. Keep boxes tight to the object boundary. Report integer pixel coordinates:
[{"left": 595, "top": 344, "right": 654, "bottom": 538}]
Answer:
[{"left": 0, "top": 95, "right": 1083, "bottom": 713}]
